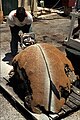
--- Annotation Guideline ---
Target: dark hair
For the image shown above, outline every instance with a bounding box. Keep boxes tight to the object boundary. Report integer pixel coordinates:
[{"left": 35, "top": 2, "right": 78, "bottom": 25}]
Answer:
[{"left": 16, "top": 7, "right": 26, "bottom": 22}]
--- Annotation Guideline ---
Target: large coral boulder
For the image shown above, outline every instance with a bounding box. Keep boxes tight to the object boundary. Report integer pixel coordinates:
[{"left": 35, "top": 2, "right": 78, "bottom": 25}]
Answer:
[{"left": 12, "top": 43, "right": 75, "bottom": 114}]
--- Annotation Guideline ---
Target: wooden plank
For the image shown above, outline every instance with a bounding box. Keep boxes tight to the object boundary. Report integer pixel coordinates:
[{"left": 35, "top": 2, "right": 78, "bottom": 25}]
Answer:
[
  {"left": 72, "top": 86, "right": 80, "bottom": 96},
  {"left": 70, "top": 92, "right": 80, "bottom": 101},
  {"left": 64, "top": 38, "right": 80, "bottom": 52},
  {"left": 67, "top": 39, "right": 80, "bottom": 51},
  {"left": 69, "top": 96, "right": 80, "bottom": 106},
  {"left": 49, "top": 114, "right": 59, "bottom": 120},
  {"left": 58, "top": 110, "right": 66, "bottom": 116},
  {"left": 61, "top": 104, "right": 72, "bottom": 113},
  {"left": 65, "top": 47, "right": 80, "bottom": 56},
  {"left": 0, "top": 80, "right": 38, "bottom": 120},
  {"left": 66, "top": 100, "right": 77, "bottom": 109}
]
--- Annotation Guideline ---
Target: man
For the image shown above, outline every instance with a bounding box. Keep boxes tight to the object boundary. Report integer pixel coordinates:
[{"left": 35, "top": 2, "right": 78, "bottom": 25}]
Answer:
[
  {"left": 72, "top": 0, "right": 80, "bottom": 39},
  {"left": 7, "top": 7, "right": 33, "bottom": 57}
]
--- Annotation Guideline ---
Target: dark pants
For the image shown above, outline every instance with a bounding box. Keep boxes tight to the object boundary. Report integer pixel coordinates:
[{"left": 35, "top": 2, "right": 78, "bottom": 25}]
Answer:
[{"left": 10, "top": 24, "right": 31, "bottom": 56}]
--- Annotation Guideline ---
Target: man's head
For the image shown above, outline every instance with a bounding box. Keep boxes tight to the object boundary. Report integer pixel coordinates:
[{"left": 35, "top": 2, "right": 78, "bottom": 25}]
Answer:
[{"left": 16, "top": 7, "right": 26, "bottom": 22}]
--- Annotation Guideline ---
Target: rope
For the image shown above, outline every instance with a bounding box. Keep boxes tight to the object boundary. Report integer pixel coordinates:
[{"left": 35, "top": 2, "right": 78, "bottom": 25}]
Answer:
[
  {"left": 51, "top": 0, "right": 61, "bottom": 9},
  {"left": 37, "top": 44, "right": 60, "bottom": 111}
]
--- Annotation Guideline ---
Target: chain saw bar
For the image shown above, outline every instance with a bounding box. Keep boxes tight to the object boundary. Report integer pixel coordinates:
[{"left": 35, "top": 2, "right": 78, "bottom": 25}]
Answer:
[{"left": 19, "top": 31, "right": 36, "bottom": 49}]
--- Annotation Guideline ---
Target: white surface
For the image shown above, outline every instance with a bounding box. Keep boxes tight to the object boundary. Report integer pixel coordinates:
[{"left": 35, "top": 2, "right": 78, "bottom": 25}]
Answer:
[{"left": 1, "top": 53, "right": 13, "bottom": 78}]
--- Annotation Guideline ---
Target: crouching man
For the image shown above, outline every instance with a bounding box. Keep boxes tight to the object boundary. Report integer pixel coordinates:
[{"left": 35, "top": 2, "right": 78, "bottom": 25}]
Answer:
[{"left": 7, "top": 7, "right": 33, "bottom": 57}]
